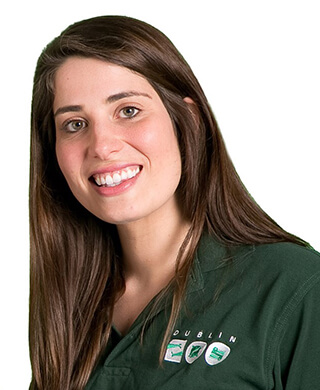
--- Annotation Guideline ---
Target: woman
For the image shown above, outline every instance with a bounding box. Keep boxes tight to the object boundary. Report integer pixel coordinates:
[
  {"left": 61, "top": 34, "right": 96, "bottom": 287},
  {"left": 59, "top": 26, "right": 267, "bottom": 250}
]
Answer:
[{"left": 29, "top": 15, "right": 320, "bottom": 390}]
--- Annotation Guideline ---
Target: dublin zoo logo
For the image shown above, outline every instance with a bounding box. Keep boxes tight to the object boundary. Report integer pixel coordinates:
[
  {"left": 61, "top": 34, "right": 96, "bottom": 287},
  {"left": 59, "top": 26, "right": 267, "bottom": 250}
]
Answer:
[{"left": 164, "top": 339, "right": 231, "bottom": 366}]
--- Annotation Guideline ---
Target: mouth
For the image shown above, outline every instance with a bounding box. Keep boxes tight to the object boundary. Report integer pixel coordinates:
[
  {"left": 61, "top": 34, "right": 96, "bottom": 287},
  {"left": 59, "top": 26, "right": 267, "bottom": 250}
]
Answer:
[{"left": 90, "top": 165, "right": 141, "bottom": 188}]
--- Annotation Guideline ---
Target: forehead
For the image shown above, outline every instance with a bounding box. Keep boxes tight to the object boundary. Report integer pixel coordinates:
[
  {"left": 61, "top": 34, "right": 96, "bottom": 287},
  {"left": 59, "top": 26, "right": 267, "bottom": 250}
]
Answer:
[{"left": 53, "top": 57, "right": 156, "bottom": 102}]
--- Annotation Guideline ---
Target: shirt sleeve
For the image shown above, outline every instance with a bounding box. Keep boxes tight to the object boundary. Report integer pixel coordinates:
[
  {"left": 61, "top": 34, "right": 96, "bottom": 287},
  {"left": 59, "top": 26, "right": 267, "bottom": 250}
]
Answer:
[{"left": 272, "top": 276, "right": 320, "bottom": 389}]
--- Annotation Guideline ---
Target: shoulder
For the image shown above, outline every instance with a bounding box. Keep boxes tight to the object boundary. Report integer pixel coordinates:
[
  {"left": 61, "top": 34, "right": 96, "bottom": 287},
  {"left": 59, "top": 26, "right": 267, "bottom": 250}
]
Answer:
[
  {"left": 233, "top": 242, "right": 320, "bottom": 321},
  {"left": 249, "top": 242, "right": 320, "bottom": 281},
  {"left": 257, "top": 244, "right": 320, "bottom": 387},
  {"left": 252, "top": 241, "right": 320, "bottom": 263},
  {"left": 198, "top": 234, "right": 320, "bottom": 277},
  {"left": 197, "top": 236, "right": 320, "bottom": 303}
]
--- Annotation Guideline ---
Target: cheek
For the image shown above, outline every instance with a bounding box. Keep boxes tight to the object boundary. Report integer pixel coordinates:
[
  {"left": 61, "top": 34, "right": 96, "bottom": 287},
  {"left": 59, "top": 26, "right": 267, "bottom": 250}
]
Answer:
[
  {"left": 140, "top": 125, "right": 182, "bottom": 187},
  {"left": 133, "top": 116, "right": 180, "bottom": 161},
  {"left": 55, "top": 142, "right": 78, "bottom": 182}
]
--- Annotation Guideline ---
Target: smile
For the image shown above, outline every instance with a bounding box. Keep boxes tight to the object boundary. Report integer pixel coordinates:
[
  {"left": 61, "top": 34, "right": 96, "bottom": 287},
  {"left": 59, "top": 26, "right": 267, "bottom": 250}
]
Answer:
[{"left": 92, "top": 166, "right": 141, "bottom": 187}]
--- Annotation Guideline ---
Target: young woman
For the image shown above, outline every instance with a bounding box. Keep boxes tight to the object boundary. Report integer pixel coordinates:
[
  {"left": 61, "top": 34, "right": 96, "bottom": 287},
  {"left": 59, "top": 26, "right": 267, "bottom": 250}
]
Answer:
[{"left": 29, "top": 15, "right": 320, "bottom": 390}]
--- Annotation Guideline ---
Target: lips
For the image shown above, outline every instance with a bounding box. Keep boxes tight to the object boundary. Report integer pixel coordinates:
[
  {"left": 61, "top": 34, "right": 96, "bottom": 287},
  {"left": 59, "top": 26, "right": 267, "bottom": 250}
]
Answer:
[{"left": 91, "top": 166, "right": 141, "bottom": 187}]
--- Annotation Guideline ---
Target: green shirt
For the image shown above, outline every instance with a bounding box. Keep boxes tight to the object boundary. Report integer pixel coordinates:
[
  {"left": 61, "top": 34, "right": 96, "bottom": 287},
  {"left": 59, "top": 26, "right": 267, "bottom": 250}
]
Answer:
[{"left": 86, "top": 235, "right": 320, "bottom": 389}]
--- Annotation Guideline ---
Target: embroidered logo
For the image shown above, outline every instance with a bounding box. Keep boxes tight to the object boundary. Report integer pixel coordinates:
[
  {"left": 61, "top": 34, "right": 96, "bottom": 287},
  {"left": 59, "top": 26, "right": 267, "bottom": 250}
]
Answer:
[
  {"left": 164, "top": 329, "right": 235, "bottom": 366},
  {"left": 205, "top": 342, "right": 231, "bottom": 366},
  {"left": 164, "top": 339, "right": 188, "bottom": 363},
  {"left": 185, "top": 341, "right": 207, "bottom": 364}
]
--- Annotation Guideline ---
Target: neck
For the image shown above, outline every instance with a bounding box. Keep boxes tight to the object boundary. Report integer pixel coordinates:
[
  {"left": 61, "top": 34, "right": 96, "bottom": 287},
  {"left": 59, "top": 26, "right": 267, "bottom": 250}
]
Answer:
[{"left": 117, "top": 205, "right": 190, "bottom": 286}]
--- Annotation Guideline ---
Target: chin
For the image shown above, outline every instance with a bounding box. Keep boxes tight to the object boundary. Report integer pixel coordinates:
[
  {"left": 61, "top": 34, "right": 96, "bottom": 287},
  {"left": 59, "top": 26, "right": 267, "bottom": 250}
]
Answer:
[{"left": 91, "top": 209, "right": 144, "bottom": 226}]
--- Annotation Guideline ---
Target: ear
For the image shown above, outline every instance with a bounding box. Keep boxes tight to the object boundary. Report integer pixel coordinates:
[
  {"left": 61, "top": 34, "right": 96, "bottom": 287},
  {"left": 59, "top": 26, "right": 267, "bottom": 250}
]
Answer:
[{"left": 183, "top": 97, "right": 200, "bottom": 126}]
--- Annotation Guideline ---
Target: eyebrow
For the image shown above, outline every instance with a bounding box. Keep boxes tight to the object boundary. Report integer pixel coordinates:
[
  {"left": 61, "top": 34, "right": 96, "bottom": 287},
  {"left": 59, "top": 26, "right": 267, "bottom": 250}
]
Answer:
[
  {"left": 54, "top": 91, "right": 152, "bottom": 117},
  {"left": 54, "top": 105, "right": 82, "bottom": 117},
  {"left": 106, "top": 91, "right": 152, "bottom": 103}
]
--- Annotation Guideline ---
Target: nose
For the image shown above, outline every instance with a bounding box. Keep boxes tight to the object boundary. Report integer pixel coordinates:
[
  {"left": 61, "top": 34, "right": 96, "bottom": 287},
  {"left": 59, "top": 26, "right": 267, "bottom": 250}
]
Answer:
[{"left": 87, "top": 121, "right": 123, "bottom": 160}]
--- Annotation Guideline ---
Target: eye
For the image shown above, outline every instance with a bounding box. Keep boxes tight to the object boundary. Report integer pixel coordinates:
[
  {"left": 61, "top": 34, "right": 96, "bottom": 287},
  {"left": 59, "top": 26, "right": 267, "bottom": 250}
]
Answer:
[
  {"left": 63, "top": 119, "right": 87, "bottom": 133},
  {"left": 119, "top": 106, "right": 140, "bottom": 119}
]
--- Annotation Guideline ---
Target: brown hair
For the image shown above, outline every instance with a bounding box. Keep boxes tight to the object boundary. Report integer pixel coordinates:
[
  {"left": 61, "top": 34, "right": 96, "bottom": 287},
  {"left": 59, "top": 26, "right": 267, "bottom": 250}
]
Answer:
[{"left": 29, "top": 15, "right": 306, "bottom": 389}]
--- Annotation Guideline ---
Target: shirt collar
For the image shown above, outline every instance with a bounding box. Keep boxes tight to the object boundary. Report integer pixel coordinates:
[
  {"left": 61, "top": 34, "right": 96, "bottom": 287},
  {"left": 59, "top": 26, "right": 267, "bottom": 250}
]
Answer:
[{"left": 188, "top": 234, "right": 255, "bottom": 294}]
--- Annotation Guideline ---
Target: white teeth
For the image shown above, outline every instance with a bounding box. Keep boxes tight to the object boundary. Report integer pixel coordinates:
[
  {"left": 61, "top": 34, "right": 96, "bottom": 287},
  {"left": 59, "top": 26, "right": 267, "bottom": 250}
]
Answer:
[
  {"left": 113, "top": 173, "right": 122, "bottom": 184},
  {"left": 121, "top": 171, "right": 128, "bottom": 180},
  {"left": 105, "top": 175, "right": 113, "bottom": 185},
  {"left": 127, "top": 169, "right": 134, "bottom": 179},
  {"left": 93, "top": 166, "right": 140, "bottom": 187}
]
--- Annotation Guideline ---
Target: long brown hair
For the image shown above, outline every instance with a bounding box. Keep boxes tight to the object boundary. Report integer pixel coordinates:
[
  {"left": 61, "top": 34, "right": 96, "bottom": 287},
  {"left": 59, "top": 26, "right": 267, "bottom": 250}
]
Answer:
[{"left": 29, "top": 15, "right": 306, "bottom": 389}]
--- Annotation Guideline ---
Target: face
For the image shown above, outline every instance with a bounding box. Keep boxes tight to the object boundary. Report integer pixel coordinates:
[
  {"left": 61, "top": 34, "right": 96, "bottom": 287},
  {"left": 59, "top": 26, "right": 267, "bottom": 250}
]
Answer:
[{"left": 54, "top": 57, "right": 182, "bottom": 225}]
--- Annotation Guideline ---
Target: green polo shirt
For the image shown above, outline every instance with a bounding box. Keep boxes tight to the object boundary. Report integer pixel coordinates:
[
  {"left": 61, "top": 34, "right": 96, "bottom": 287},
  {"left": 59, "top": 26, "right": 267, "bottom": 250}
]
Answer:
[{"left": 85, "top": 235, "right": 320, "bottom": 389}]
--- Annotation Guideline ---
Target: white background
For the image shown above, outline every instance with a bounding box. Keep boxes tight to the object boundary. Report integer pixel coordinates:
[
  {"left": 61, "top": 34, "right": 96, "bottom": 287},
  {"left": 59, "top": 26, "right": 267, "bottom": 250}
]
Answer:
[{"left": 0, "top": 0, "right": 319, "bottom": 388}]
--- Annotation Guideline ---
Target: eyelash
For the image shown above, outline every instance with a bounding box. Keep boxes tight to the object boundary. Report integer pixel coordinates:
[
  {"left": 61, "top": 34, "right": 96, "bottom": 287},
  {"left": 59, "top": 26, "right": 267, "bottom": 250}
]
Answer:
[
  {"left": 60, "top": 106, "right": 141, "bottom": 133},
  {"left": 118, "top": 106, "right": 140, "bottom": 119},
  {"left": 62, "top": 119, "right": 88, "bottom": 133}
]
